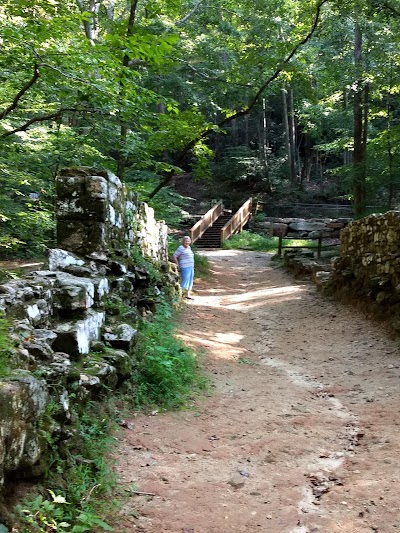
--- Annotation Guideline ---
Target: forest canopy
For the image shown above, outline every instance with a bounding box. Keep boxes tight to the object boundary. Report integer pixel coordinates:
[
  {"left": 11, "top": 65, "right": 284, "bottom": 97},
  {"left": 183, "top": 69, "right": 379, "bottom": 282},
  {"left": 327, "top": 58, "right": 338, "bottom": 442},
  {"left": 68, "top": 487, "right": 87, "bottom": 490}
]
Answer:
[{"left": 1, "top": 0, "right": 400, "bottom": 255}]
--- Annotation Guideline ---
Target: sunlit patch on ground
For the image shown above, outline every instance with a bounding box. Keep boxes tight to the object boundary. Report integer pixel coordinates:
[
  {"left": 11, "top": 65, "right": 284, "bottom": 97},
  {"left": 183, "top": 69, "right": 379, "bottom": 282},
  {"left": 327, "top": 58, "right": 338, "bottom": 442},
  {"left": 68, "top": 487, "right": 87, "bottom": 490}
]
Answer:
[
  {"left": 192, "top": 284, "right": 306, "bottom": 311},
  {"left": 177, "top": 329, "right": 246, "bottom": 360}
]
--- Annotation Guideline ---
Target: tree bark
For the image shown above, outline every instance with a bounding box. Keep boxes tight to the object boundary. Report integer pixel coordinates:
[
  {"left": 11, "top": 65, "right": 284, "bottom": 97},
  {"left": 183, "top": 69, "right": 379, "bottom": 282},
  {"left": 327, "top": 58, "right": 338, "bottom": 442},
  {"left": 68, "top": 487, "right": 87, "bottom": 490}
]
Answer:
[
  {"left": 117, "top": 0, "right": 139, "bottom": 181},
  {"left": 282, "top": 88, "right": 296, "bottom": 184},
  {"left": 260, "top": 99, "right": 272, "bottom": 195},
  {"left": 288, "top": 88, "right": 299, "bottom": 185},
  {"left": 76, "top": 0, "right": 101, "bottom": 43},
  {"left": 352, "top": 23, "right": 367, "bottom": 218}
]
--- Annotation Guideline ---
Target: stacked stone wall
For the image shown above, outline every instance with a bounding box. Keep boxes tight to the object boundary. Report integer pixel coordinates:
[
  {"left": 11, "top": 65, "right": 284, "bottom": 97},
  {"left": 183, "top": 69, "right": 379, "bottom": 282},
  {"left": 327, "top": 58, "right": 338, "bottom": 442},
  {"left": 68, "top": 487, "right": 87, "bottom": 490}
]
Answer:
[
  {"left": 0, "top": 168, "right": 178, "bottom": 496},
  {"left": 56, "top": 167, "right": 168, "bottom": 262},
  {"left": 330, "top": 211, "right": 400, "bottom": 331},
  {"left": 253, "top": 216, "right": 351, "bottom": 239}
]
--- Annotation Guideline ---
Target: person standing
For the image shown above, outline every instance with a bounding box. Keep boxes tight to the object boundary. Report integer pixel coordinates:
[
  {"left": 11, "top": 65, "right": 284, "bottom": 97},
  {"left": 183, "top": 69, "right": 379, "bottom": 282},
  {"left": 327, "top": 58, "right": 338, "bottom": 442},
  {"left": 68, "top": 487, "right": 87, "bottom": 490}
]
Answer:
[{"left": 173, "top": 236, "right": 195, "bottom": 299}]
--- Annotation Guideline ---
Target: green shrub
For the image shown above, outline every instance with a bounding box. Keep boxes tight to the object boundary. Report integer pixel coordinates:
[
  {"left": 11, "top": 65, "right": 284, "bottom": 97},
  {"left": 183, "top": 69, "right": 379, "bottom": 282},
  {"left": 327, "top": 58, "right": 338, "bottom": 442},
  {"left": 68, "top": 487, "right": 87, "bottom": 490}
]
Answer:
[
  {"left": 193, "top": 249, "right": 210, "bottom": 280},
  {"left": 133, "top": 302, "right": 207, "bottom": 409},
  {"left": 16, "top": 401, "right": 117, "bottom": 532},
  {"left": 0, "top": 316, "right": 14, "bottom": 377},
  {"left": 18, "top": 490, "right": 113, "bottom": 532},
  {"left": 223, "top": 230, "right": 279, "bottom": 252}
]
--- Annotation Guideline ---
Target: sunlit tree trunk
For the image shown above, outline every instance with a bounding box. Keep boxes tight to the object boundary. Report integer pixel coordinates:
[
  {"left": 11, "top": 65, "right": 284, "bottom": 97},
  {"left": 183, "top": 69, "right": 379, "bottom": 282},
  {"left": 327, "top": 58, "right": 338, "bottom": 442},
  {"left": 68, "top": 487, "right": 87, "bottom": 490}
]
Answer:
[
  {"left": 117, "top": 0, "right": 139, "bottom": 181},
  {"left": 386, "top": 78, "right": 395, "bottom": 210},
  {"left": 288, "top": 88, "right": 300, "bottom": 184},
  {"left": 282, "top": 87, "right": 296, "bottom": 184},
  {"left": 353, "top": 23, "right": 367, "bottom": 218},
  {"left": 259, "top": 98, "right": 272, "bottom": 194},
  {"left": 300, "top": 133, "right": 313, "bottom": 190},
  {"left": 75, "top": 0, "right": 101, "bottom": 43}
]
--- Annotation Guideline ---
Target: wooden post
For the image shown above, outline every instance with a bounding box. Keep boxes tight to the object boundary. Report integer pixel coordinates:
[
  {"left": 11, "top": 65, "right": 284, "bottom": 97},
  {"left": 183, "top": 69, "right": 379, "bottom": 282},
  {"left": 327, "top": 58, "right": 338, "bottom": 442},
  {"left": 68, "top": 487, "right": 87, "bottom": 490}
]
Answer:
[
  {"left": 317, "top": 234, "right": 322, "bottom": 258},
  {"left": 278, "top": 235, "right": 283, "bottom": 256}
]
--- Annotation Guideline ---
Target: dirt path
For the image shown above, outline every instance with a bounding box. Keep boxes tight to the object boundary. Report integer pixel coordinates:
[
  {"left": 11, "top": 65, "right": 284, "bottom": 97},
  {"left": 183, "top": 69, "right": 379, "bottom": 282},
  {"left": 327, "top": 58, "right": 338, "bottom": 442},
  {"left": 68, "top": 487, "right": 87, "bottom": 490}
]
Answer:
[{"left": 115, "top": 250, "right": 400, "bottom": 533}]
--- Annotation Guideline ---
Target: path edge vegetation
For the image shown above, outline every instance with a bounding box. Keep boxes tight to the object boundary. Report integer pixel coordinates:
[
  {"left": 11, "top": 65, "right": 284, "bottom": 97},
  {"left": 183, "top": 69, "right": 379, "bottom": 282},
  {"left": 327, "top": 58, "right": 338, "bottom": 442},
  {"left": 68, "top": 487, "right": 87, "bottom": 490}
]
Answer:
[{"left": 3, "top": 255, "right": 209, "bottom": 532}]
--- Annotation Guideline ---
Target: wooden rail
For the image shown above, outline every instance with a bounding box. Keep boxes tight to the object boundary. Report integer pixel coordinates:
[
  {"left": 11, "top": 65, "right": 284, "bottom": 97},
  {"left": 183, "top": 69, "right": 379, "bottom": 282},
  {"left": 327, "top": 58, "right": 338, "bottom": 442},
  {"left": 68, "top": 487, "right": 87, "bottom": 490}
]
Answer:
[
  {"left": 189, "top": 200, "right": 224, "bottom": 243},
  {"left": 221, "top": 198, "right": 252, "bottom": 244},
  {"left": 278, "top": 234, "right": 340, "bottom": 259}
]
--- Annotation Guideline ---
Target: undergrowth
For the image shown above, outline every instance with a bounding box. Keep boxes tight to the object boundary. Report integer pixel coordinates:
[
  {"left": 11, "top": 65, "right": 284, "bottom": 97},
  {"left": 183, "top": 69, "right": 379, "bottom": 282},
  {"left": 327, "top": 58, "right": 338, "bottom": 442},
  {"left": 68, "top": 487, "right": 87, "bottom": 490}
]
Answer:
[
  {"left": 222, "top": 231, "right": 279, "bottom": 252},
  {"left": 132, "top": 301, "right": 208, "bottom": 409},
  {"left": 193, "top": 249, "right": 210, "bottom": 280},
  {"left": 223, "top": 230, "right": 339, "bottom": 255},
  {"left": 0, "top": 315, "right": 14, "bottom": 377},
  {"left": 14, "top": 399, "right": 119, "bottom": 532},
  {"left": 14, "top": 299, "right": 207, "bottom": 530}
]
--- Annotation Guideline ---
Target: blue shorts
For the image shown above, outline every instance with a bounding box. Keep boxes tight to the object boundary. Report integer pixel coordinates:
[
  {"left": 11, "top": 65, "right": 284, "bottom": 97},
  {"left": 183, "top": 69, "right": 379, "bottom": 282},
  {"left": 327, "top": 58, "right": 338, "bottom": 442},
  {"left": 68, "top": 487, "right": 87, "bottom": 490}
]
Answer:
[{"left": 180, "top": 266, "right": 194, "bottom": 290}]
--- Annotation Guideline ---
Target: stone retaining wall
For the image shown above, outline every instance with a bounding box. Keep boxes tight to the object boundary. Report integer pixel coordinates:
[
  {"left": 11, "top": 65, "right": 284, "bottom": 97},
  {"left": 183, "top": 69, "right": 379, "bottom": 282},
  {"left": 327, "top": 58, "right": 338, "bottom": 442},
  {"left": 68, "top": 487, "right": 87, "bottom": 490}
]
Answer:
[
  {"left": 0, "top": 168, "right": 178, "bottom": 495},
  {"left": 330, "top": 211, "right": 400, "bottom": 332},
  {"left": 56, "top": 167, "right": 168, "bottom": 262},
  {"left": 253, "top": 216, "right": 352, "bottom": 239},
  {"left": 280, "top": 211, "right": 400, "bottom": 334}
]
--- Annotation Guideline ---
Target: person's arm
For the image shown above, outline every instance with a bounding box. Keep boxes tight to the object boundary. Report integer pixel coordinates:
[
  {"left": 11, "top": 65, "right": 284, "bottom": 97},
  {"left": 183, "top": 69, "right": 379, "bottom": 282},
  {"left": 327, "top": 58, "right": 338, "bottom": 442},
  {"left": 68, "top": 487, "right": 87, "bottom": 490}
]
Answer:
[{"left": 172, "top": 247, "right": 181, "bottom": 266}]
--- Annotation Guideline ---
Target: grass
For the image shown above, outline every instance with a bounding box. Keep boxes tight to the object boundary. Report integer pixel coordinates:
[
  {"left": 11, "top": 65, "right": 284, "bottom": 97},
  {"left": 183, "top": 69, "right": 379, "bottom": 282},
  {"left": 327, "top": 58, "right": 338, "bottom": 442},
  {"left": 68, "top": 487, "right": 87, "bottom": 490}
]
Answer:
[
  {"left": 0, "top": 316, "right": 14, "bottom": 377},
  {"left": 132, "top": 301, "right": 208, "bottom": 409},
  {"left": 15, "top": 399, "right": 119, "bottom": 532},
  {"left": 222, "top": 230, "right": 340, "bottom": 255},
  {"left": 193, "top": 249, "right": 210, "bottom": 279},
  {"left": 222, "top": 231, "right": 279, "bottom": 252}
]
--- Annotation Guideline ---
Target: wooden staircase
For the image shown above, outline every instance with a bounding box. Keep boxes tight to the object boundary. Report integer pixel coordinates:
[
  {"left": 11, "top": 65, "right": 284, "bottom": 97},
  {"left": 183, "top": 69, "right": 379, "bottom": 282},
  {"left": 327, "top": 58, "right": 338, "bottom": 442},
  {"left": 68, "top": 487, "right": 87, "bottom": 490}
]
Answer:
[
  {"left": 194, "top": 215, "right": 232, "bottom": 248},
  {"left": 190, "top": 198, "right": 252, "bottom": 249}
]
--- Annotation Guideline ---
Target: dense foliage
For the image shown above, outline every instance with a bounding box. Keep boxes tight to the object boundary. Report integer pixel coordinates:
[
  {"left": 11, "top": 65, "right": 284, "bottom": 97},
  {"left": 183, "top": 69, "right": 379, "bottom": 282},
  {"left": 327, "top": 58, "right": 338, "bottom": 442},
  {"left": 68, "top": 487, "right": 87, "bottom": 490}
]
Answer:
[{"left": 2, "top": 0, "right": 400, "bottom": 255}]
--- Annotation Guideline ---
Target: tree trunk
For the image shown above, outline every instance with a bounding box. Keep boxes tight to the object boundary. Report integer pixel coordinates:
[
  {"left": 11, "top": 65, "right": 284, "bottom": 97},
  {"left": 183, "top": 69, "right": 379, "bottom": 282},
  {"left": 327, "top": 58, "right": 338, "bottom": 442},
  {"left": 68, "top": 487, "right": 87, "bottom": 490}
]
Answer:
[
  {"left": 300, "top": 133, "right": 313, "bottom": 189},
  {"left": 244, "top": 114, "right": 249, "bottom": 147},
  {"left": 231, "top": 118, "right": 238, "bottom": 146},
  {"left": 76, "top": 0, "right": 101, "bottom": 43},
  {"left": 282, "top": 88, "right": 296, "bottom": 184},
  {"left": 260, "top": 99, "right": 272, "bottom": 195},
  {"left": 342, "top": 87, "right": 352, "bottom": 166},
  {"left": 352, "top": 24, "right": 367, "bottom": 218},
  {"left": 386, "top": 91, "right": 395, "bottom": 210},
  {"left": 288, "top": 88, "right": 299, "bottom": 185},
  {"left": 117, "top": 0, "right": 139, "bottom": 181}
]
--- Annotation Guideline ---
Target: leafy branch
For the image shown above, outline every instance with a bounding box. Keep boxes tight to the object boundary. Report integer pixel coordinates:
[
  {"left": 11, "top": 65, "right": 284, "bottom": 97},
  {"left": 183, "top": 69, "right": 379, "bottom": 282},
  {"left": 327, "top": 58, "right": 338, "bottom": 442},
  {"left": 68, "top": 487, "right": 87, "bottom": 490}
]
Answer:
[
  {"left": 0, "top": 64, "right": 40, "bottom": 121},
  {"left": 176, "top": 59, "right": 253, "bottom": 87},
  {"left": 148, "top": 0, "right": 329, "bottom": 199},
  {"left": 1, "top": 108, "right": 99, "bottom": 137}
]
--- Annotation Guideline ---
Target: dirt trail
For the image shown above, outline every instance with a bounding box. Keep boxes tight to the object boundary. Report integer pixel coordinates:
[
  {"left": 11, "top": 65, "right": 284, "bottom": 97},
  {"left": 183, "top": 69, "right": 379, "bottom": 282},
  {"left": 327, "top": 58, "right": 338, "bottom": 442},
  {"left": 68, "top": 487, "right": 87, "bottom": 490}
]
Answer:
[{"left": 115, "top": 250, "right": 400, "bottom": 533}]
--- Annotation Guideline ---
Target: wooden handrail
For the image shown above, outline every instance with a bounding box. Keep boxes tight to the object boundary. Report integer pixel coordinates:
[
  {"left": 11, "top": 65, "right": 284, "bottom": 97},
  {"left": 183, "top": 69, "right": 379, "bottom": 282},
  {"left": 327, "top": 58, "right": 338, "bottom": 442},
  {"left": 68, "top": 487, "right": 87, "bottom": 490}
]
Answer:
[
  {"left": 189, "top": 200, "right": 224, "bottom": 243},
  {"left": 221, "top": 198, "right": 252, "bottom": 244}
]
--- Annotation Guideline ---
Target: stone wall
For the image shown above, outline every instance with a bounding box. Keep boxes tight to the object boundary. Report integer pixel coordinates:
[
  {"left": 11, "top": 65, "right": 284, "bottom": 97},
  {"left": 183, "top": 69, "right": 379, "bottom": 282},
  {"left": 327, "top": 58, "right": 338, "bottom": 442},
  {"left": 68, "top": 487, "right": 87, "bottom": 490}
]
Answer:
[
  {"left": 330, "top": 211, "right": 400, "bottom": 332},
  {"left": 253, "top": 216, "right": 351, "bottom": 239},
  {"left": 0, "top": 168, "right": 178, "bottom": 495},
  {"left": 56, "top": 167, "right": 168, "bottom": 262}
]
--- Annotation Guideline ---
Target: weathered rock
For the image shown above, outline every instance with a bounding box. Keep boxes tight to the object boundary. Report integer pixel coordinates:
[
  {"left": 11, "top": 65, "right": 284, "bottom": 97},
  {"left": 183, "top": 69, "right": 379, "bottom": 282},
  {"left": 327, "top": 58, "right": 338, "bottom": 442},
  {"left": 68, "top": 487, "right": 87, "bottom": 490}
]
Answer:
[
  {"left": 103, "top": 323, "right": 137, "bottom": 352},
  {"left": 81, "top": 359, "right": 118, "bottom": 389},
  {"left": 103, "top": 349, "right": 134, "bottom": 379},
  {"left": 0, "top": 167, "right": 177, "bottom": 492},
  {"left": 0, "top": 374, "right": 48, "bottom": 484},
  {"left": 53, "top": 273, "right": 95, "bottom": 311},
  {"left": 52, "top": 310, "right": 106, "bottom": 356},
  {"left": 49, "top": 248, "right": 85, "bottom": 272},
  {"left": 24, "top": 341, "right": 54, "bottom": 361},
  {"left": 289, "top": 221, "right": 327, "bottom": 232},
  {"left": 228, "top": 473, "right": 246, "bottom": 489},
  {"left": 31, "top": 329, "right": 57, "bottom": 346}
]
